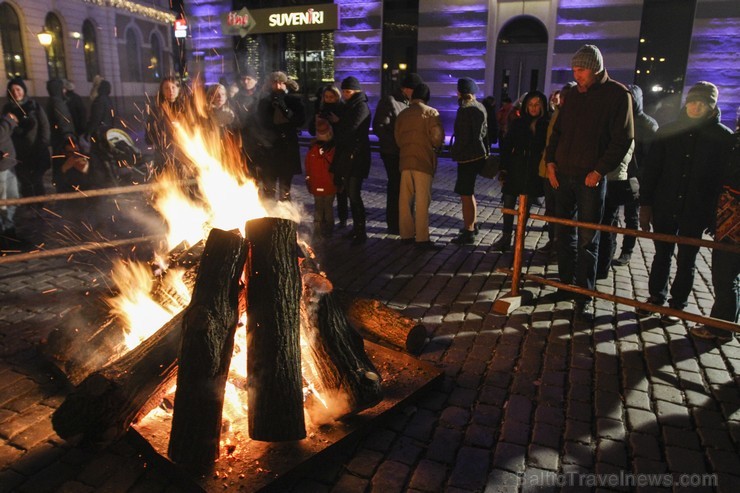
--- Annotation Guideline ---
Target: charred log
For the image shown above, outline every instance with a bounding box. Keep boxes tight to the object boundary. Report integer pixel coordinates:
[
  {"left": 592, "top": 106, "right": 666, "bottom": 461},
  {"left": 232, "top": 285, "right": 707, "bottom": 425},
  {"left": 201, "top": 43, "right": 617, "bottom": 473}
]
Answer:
[
  {"left": 168, "top": 229, "right": 247, "bottom": 466},
  {"left": 51, "top": 311, "right": 184, "bottom": 445},
  {"left": 245, "top": 218, "right": 305, "bottom": 442}
]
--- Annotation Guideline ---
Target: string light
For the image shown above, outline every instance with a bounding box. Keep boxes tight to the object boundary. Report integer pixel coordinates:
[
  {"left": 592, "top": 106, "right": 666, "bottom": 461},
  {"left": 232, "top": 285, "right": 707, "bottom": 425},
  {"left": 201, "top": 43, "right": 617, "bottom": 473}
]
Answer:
[{"left": 81, "top": 0, "right": 176, "bottom": 23}]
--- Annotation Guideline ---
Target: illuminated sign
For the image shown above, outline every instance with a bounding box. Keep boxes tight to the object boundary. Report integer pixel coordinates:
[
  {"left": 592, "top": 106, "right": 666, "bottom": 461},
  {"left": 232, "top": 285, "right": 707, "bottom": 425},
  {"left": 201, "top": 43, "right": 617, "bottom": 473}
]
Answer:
[
  {"left": 222, "top": 4, "right": 338, "bottom": 36},
  {"left": 174, "top": 18, "right": 187, "bottom": 38},
  {"left": 222, "top": 8, "right": 256, "bottom": 37}
]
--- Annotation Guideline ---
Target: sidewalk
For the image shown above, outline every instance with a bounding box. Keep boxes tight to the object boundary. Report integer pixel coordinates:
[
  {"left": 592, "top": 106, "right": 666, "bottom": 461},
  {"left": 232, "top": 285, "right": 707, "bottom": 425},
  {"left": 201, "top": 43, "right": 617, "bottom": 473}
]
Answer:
[{"left": 0, "top": 153, "right": 738, "bottom": 492}]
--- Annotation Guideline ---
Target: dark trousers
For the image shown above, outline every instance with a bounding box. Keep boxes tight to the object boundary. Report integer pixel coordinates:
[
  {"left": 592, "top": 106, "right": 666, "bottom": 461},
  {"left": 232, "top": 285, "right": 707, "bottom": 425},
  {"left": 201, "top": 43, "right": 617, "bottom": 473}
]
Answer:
[
  {"left": 336, "top": 191, "right": 348, "bottom": 223},
  {"left": 554, "top": 173, "right": 606, "bottom": 301},
  {"left": 649, "top": 220, "right": 702, "bottom": 309},
  {"left": 262, "top": 168, "right": 293, "bottom": 202},
  {"left": 543, "top": 179, "right": 557, "bottom": 241},
  {"left": 711, "top": 244, "right": 740, "bottom": 323},
  {"left": 501, "top": 193, "right": 535, "bottom": 236},
  {"left": 620, "top": 188, "right": 640, "bottom": 254},
  {"left": 16, "top": 164, "right": 46, "bottom": 197},
  {"left": 346, "top": 176, "right": 365, "bottom": 233},
  {"left": 381, "top": 152, "right": 401, "bottom": 231},
  {"left": 597, "top": 180, "right": 633, "bottom": 276}
]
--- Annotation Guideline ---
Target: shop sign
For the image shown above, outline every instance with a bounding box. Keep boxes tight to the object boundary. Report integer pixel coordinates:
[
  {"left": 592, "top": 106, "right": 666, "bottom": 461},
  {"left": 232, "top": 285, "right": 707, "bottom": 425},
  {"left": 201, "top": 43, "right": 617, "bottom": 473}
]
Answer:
[
  {"left": 223, "top": 4, "right": 338, "bottom": 36},
  {"left": 222, "top": 7, "right": 257, "bottom": 37},
  {"left": 174, "top": 18, "right": 188, "bottom": 39}
]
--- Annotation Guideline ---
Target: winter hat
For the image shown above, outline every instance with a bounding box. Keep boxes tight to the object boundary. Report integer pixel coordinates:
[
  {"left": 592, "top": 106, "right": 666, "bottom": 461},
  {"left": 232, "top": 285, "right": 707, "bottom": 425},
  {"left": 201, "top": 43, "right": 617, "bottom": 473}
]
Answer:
[
  {"left": 571, "top": 44, "right": 604, "bottom": 73},
  {"left": 412, "top": 83, "right": 430, "bottom": 103},
  {"left": 7, "top": 77, "right": 27, "bottom": 98},
  {"left": 268, "top": 71, "right": 289, "bottom": 84},
  {"left": 63, "top": 79, "right": 75, "bottom": 92},
  {"left": 457, "top": 77, "right": 478, "bottom": 96},
  {"left": 401, "top": 73, "right": 423, "bottom": 90},
  {"left": 341, "top": 76, "right": 362, "bottom": 91},
  {"left": 686, "top": 81, "right": 718, "bottom": 109}
]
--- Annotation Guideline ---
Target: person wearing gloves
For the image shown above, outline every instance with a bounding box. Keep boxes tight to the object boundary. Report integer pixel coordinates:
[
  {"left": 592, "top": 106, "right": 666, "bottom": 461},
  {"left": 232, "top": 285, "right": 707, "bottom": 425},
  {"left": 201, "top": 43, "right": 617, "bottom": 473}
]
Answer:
[
  {"left": 373, "top": 72, "right": 424, "bottom": 235},
  {"left": 450, "top": 77, "right": 488, "bottom": 245},
  {"left": 543, "top": 44, "right": 634, "bottom": 321},
  {"left": 394, "top": 83, "right": 445, "bottom": 250},
  {"left": 638, "top": 81, "right": 734, "bottom": 320}
]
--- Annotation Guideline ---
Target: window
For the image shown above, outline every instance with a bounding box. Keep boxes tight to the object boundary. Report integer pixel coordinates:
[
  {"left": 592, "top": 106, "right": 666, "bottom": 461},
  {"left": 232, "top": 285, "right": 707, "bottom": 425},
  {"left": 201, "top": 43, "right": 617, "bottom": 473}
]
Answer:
[
  {"left": 0, "top": 3, "right": 27, "bottom": 79},
  {"left": 82, "top": 20, "right": 100, "bottom": 82},
  {"left": 45, "top": 13, "right": 68, "bottom": 79},
  {"left": 149, "top": 33, "right": 163, "bottom": 82},
  {"left": 125, "top": 29, "right": 142, "bottom": 82}
]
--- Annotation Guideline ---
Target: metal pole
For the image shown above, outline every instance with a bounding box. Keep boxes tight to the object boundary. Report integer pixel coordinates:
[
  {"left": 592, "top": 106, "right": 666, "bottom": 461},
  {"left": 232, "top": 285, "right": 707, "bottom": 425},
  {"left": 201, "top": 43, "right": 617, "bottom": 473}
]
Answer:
[{"left": 0, "top": 235, "right": 164, "bottom": 265}]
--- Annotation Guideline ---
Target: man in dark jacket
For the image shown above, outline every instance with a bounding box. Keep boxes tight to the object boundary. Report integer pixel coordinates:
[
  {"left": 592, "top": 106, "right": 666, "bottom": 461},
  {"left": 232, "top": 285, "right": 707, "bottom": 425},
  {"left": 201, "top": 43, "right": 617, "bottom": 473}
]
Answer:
[
  {"left": 639, "top": 82, "right": 734, "bottom": 320},
  {"left": 333, "top": 76, "right": 372, "bottom": 245},
  {"left": 0, "top": 110, "right": 20, "bottom": 245},
  {"left": 2, "top": 77, "right": 51, "bottom": 197},
  {"left": 255, "top": 71, "right": 305, "bottom": 202},
  {"left": 373, "top": 72, "right": 423, "bottom": 235},
  {"left": 63, "top": 80, "right": 87, "bottom": 137},
  {"left": 47, "top": 79, "right": 76, "bottom": 192},
  {"left": 544, "top": 44, "right": 634, "bottom": 320}
]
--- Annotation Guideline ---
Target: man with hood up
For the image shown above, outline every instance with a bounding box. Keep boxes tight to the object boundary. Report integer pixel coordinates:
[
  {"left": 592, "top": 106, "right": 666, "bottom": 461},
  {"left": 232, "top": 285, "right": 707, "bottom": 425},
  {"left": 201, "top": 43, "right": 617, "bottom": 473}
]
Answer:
[
  {"left": 87, "top": 79, "right": 114, "bottom": 138},
  {"left": 2, "top": 77, "right": 51, "bottom": 197},
  {"left": 543, "top": 44, "right": 634, "bottom": 321},
  {"left": 63, "top": 80, "right": 87, "bottom": 137},
  {"left": 638, "top": 81, "right": 734, "bottom": 321},
  {"left": 373, "top": 72, "right": 424, "bottom": 235}
]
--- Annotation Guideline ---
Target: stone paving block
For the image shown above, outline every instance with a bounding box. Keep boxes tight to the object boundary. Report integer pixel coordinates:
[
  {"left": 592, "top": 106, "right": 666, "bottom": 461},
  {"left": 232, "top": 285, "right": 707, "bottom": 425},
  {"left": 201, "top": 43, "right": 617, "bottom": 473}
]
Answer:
[
  {"left": 594, "top": 390, "right": 623, "bottom": 421},
  {"left": 623, "top": 389, "right": 651, "bottom": 411},
  {"left": 596, "top": 438, "right": 628, "bottom": 468},
  {"left": 504, "top": 394, "right": 532, "bottom": 423},
  {"left": 55, "top": 481, "right": 96, "bottom": 493},
  {"left": 0, "top": 442, "right": 24, "bottom": 469},
  {"left": 492, "top": 442, "right": 526, "bottom": 474},
  {"left": 346, "top": 448, "right": 384, "bottom": 477},
  {"left": 665, "top": 446, "right": 707, "bottom": 473},
  {"left": 332, "top": 473, "right": 369, "bottom": 493},
  {"left": 370, "top": 460, "right": 410, "bottom": 493},
  {"left": 531, "top": 421, "right": 561, "bottom": 449},
  {"left": 416, "top": 391, "right": 447, "bottom": 412},
  {"left": 440, "top": 406, "right": 471, "bottom": 429},
  {"left": 510, "top": 374, "right": 538, "bottom": 399},
  {"left": 408, "top": 459, "right": 447, "bottom": 492},
  {"left": 654, "top": 401, "right": 691, "bottom": 428},
  {"left": 448, "top": 446, "right": 490, "bottom": 491},
  {"left": 521, "top": 466, "right": 558, "bottom": 493},
  {"left": 403, "top": 408, "right": 438, "bottom": 442},
  {"left": 499, "top": 417, "right": 530, "bottom": 446},
  {"left": 0, "top": 378, "right": 37, "bottom": 408},
  {"left": 651, "top": 383, "right": 685, "bottom": 405},
  {"left": 566, "top": 401, "right": 592, "bottom": 423},
  {"left": 628, "top": 431, "right": 662, "bottom": 460},
  {"left": 0, "top": 468, "right": 26, "bottom": 493},
  {"left": 10, "top": 417, "right": 57, "bottom": 451},
  {"left": 564, "top": 419, "right": 592, "bottom": 444},
  {"left": 388, "top": 436, "right": 424, "bottom": 466},
  {"left": 696, "top": 426, "right": 735, "bottom": 451},
  {"left": 7, "top": 440, "right": 65, "bottom": 476},
  {"left": 562, "top": 440, "right": 594, "bottom": 468},
  {"left": 596, "top": 417, "right": 626, "bottom": 441},
  {"left": 626, "top": 407, "right": 659, "bottom": 435},
  {"left": 484, "top": 468, "right": 520, "bottom": 493},
  {"left": 526, "top": 444, "right": 559, "bottom": 471},
  {"left": 632, "top": 456, "right": 668, "bottom": 475},
  {"left": 472, "top": 403, "right": 502, "bottom": 428},
  {"left": 479, "top": 385, "right": 507, "bottom": 407},
  {"left": 447, "top": 387, "right": 477, "bottom": 408},
  {"left": 456, "top": 369, "right": 483, "bottom": 389},
  {"left": 706, "top": 447, "right": 740, "bottom": 473},
  {"left": 425, "top": 427, "right": 462, "bottom": 464},
  {"left": 484, "top": 371, "right": 512, "bottom": 389},
  {"left": 14, "top": 460, "right": 77, "bottom": 493}
]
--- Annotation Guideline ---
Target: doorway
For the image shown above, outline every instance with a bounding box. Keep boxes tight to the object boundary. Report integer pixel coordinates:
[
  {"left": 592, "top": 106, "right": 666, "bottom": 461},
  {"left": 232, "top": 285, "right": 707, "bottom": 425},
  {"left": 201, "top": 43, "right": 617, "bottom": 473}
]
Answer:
[{"left": 494, "top": 16, "right": 548, "bottom": 102}]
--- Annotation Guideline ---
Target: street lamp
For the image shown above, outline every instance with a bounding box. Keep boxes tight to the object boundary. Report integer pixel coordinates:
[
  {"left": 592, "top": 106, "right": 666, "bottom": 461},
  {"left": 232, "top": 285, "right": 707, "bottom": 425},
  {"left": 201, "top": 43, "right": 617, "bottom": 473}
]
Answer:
[{"left": 37, "top": 29, "right": 52, "bottom": 47}]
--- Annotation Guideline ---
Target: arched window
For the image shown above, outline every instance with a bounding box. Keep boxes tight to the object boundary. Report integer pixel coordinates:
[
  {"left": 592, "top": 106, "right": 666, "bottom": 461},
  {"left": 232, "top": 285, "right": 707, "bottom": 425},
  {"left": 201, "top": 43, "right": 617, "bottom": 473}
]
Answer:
[
  {"left": 125, "top": 28, "right": 142, "bottom": 82},
  {"left": 149, "top": 33, "right": 163, "bottom": 82},
  {"left": 45, "top": 13, "right": 68, "bottom": 79},
  {"left": 0, "top": 3, "right": 27, "bottom": 79},
  {"left": 82, "top": 20, "right": 100, "bottom": 82}
]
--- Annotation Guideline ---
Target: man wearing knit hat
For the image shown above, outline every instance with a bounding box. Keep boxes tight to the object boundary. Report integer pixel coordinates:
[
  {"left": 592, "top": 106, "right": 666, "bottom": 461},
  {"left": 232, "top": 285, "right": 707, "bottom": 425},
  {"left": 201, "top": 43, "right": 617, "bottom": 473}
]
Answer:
[
  {"left": 373, "top": 72, "right": 424, "bottom": 235},
  {"left": 543, "top": 44, "right": 634, "bottom": 321},
  {"left": 638, "top": 81, "right": 733, "bottom": 321}
]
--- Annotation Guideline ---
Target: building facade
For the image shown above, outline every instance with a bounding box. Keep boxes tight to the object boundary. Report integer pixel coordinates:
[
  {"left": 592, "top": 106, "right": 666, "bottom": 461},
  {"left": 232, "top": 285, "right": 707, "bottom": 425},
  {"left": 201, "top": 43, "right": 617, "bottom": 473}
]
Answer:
[
  {"left": 185, "top": 0, "right": 738, "bottom": 130},
  {"left": 0, "top": 0, "right": 176, "bottom": 123}
]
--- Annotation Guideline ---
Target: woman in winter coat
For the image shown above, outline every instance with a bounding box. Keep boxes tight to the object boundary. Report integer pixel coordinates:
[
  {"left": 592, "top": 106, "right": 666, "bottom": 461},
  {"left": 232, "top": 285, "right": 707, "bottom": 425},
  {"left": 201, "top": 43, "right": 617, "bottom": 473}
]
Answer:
[
  {"left": 2, "top": 78, "right": 51, "bottom": 197},
  {"left": 450, "top": 78, "right": 488, "bottom": 244},
  {"left": 493, "top": 90, "right": 550, "bottom": 252},
  {"left": 639, "top": 81, "right": 734, "bottom": 314},
  {"left": 87, "top": 79, "right": 114, "bottom": 139},
  {"left": 331, "top": 76, "right": 372, "bottom": 245},
  {"left": 146, "top": 77, "right": 189, "bottom": 177}
]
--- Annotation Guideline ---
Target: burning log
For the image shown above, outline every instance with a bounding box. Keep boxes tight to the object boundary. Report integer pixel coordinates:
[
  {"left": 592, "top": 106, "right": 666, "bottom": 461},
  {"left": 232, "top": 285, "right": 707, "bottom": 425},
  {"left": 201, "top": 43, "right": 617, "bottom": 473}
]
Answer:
[
  {"left": 42, "top": 240, "right": 204, "bottom": 385},
  {"left": 338, "top": 295, "right": 427, "bottom": 355},
  {"left": 245, "top": 217, "right": 305, "bottom": 442},
  {"left": 51, "top": 311, "right": 184, "bottom": 444},
  {"left": 168, "top": 228, "right": 247, "bottom": 466},
  {"left": 300, "top": 272, "right": 382, "bottom": 421}
]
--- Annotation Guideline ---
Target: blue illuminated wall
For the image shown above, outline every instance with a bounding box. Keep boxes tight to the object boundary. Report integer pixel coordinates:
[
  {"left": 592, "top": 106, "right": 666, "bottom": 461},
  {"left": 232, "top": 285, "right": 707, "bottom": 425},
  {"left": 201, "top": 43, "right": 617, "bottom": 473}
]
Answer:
[
  {"left": 185, "top": 0, "right": 234, "bottom": 85},
  {"left": 418, "top": 0, "right": 489, "bottom": 130},
  {"left": 334, "top": 0, "right": 383, "bottom": 110},
  {"left": 685, "top": 0, "right": 740, "bottom": 129},
  {"left": 550, "top": 0, "right": 644, "bottom": 89}
]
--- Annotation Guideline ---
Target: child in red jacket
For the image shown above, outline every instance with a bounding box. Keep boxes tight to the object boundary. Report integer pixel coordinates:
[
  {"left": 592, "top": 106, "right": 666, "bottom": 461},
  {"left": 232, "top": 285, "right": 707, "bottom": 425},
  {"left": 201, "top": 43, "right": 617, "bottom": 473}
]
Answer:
[{"left": 305, "top": 117, "right": 336, "bottom": 237}]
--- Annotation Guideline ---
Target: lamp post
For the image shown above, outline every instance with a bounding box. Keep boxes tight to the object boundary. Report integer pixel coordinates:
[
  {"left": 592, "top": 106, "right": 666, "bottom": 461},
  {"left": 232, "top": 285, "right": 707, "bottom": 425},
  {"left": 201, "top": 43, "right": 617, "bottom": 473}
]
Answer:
[{"left": 37, "top": 29, "right": 52, "bottom": 48}]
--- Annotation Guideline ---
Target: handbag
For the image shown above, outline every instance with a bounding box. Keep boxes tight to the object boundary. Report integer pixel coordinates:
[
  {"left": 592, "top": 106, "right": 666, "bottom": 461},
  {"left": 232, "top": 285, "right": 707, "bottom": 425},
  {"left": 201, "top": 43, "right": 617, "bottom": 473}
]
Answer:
[{"left": 479, "top": 154, "right": 500, "bottom": 179}]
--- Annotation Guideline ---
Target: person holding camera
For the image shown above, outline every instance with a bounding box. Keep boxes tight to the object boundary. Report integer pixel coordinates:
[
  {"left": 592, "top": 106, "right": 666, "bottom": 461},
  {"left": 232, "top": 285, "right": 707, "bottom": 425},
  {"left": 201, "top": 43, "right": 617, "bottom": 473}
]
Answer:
[{"left": 2, "top": 78, "right": 51, "bottom": 197}]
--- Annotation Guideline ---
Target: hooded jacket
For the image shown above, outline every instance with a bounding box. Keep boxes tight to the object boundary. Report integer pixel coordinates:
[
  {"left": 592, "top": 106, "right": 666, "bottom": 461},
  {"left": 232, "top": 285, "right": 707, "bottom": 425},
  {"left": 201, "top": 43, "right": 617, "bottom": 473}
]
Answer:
[
  {"left": 500, "top": 91, "right": 550, "bottom": 196},
  {"left": 640, "top": 107, "right": 733, "bottom": 234},
  {"left": 87, "top": 80, "right": 114, "bottom": 136},
  {"left": 627, "top": 84, "right": 659, "bottom": 176},
  {"left": 46, "top": 79, "right": 75, "bottom": 152},
  {"left": 373, "top": 89, "right": 409, "bottom": 154},
  {"left": 0, "top": 114, "right": 18, "bottom": 171}
]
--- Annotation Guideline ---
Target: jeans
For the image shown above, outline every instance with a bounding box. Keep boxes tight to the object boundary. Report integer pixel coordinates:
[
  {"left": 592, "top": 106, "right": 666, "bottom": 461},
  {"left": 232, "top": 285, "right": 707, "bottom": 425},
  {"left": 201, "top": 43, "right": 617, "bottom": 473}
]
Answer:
[
  {"left": 381, "top": 153, "right": 401, "bottom": 231},
  {"left": 554, "top": 172, "right": 607, "bottom": 301},
  {"left": 598, "top": 180, "right": 633, "bottom": 276},
  {"left": 710, "top": 243, "right": 740, "bottom": 323},
  {"left": 620, "top": 186, "right": 640, "bottom": 254},
  {"left": 0, "top": 169, "right": 19, "bottom": 231},
  {"left": 648, "top": 220, "right": 702, "bottom": 309},
  {"left": 543, "top": 178, "right": 557, "bottom": 241}
]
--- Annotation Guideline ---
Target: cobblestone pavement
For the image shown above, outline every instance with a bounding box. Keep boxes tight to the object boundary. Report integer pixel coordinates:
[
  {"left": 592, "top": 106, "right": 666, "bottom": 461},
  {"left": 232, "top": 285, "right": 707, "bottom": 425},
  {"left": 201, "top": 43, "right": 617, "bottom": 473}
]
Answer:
[{"left": 0, "top": 152, "right": 738, "bottom": 493}]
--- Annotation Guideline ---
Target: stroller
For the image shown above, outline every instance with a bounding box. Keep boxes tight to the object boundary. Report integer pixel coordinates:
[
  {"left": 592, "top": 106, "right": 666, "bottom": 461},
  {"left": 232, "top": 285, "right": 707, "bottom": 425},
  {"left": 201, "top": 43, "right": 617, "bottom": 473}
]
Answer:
[{"left": 91, "top": 127, "right": 145, "bottom": 186}]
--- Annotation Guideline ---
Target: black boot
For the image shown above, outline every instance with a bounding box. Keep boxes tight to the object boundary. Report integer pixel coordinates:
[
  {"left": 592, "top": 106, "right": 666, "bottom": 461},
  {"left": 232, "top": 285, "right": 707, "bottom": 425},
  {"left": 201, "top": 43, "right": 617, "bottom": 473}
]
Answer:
[{"left": 491, "top": 234, "right": 512, "bottom": 252}]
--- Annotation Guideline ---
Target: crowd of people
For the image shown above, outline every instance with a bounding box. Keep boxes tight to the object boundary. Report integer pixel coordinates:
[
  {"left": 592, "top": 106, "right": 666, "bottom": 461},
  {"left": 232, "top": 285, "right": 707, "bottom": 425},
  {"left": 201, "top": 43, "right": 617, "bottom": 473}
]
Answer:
[{"left": 1, "top": 43, "right": 737, "bottom": 341}]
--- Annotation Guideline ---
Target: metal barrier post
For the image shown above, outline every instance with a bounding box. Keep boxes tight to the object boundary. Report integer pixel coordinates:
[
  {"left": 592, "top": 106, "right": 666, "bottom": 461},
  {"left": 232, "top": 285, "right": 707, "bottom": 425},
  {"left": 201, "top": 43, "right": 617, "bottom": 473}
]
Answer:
[{"left": 493, "top": 194, "right": 529, "bottom": 314}]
